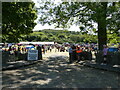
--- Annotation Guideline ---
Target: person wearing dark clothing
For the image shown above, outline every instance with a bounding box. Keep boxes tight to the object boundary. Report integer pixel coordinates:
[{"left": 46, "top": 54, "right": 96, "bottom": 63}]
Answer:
[
  {"left": 42, "top": 45, "right": 45, "bottom": 54},
  {"left": 18, "top": 46, "right": 20, "bottom": 52},
  {"left": 49, "top": 46, "right": 52, "bottom": 52},
  {"left": 72, "top": 45, "right": 77, "bottom": 62},
  {"left": 37, "top": 45, "right": 42, "bottom": 60},
  {"left": 76, "top": 46, "right": 83, "bottom": 63},
  {"left": 68, "top": 46, "right": 73, "bottom": 63},
  {"left": 8, "top": 46, "right": 12, "bottom": 51},
  {"left": 118, "top": 44, "right": 120, "bottom": 52}
]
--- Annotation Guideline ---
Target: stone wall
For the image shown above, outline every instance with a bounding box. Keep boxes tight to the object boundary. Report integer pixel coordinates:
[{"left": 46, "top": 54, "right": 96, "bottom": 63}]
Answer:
[
  {"left": 95, "top": 51, "right": 120, "bottom": 65},
  {"left": 2, "top": 51, "right": 27, "bottom": 65}
]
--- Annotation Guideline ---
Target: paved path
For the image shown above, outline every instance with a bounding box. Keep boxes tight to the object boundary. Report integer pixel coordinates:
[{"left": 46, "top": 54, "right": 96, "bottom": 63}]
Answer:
[{"left": 2, "top": 52, "right": 120, "bottom": 88}]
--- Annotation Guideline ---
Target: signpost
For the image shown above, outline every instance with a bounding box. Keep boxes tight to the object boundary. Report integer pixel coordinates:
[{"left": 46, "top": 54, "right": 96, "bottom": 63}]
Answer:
[{"left": 28, "top": 50, "right": 38, "bottom": 60}]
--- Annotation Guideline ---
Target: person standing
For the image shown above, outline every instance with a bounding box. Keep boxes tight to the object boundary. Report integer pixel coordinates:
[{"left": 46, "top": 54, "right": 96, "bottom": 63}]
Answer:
[
  {"left": 68, "top": 45, "right": 73, "bottom": 63},
  {"left": 42, "top": 45, "right": 45, "bottom": 54},
  {"left": 102, "top": 45, "right": 108, "bottom": 65},
  {"left": 72, "top": 44, "right": 77, "bottom": 62},
  {"left": 118, "top": 44, "right": 120, "bottom": 52},
  {"left": 37, "top": 45, "right": 42, "bottom": 60},
  {"left": 49, "top": 46, "right": 52, "bottom": 52},
  {"left": 76, "top": 45, "right": 83, "bottom": 63}
]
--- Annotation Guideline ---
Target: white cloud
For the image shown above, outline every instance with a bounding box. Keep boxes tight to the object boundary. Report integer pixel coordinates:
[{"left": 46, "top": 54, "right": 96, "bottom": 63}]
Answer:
[
  {"left": 69, "top": 25, "right": 80, "bottom": 31},
  {"left": 33, "top": 24, "right": 55, "bottom": 31},
  {"left": 33, "top": 23, "right": 81, "bottom": 32},
  {"left": 32, "top": 0, "right": 40, "bottom": 8},
  {"left": 32, "top": 0, "right": 97, "bottom": 32}
]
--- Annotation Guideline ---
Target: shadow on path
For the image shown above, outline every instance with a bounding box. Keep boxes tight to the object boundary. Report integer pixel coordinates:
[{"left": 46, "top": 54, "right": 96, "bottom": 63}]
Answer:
[{"left": 2, "top": 53, "right": 120, "bottom": 88}]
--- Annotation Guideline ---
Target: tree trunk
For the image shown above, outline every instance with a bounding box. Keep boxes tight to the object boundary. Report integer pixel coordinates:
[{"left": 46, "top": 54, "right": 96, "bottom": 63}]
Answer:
[
  {"left": 98, "top": 2, "right": 107, "bottom": 50},
  {"left": 98, "top": 21, "right": 107, "bottom": 50}
]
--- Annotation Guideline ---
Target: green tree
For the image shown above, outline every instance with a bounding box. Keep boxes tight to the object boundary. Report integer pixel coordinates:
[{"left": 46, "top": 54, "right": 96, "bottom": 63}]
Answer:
[
  {"left": 22, "top": 29, "right": 98, "bottom": 44},
  {"left": 41, "top": 35, "right": 49, "bottom": 41},
  {"left": 107, "top": 33, "right": 120, "bottom": 44},
  {"left": 36, "top": 35, "right": 42, "bottom": 41},
  {"left": 2, "top": 2, "right": 37, "bottom": 43},
  {"left": 83, "top": 34, "right": 97, "bottom": 43},
  {"left": 69, "top": 35, "right": 83, "bottom": 43},
  {"left": 58, "top": 34, "right": 66, "bottom": 39},
  {"left": 38, "top": 1, "right": 120, "bottom": 50}
]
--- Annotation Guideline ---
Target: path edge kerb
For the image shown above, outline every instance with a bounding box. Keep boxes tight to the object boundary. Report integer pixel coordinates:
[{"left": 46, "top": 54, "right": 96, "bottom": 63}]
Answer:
[
  {"left": 1, "top": 60, "right": 42, "bottom": 71},
  {"left": 84, "top": 63, "right": 120, "bottom": 73},
  {"left": 1, "top": 59, "right": 120, "bottom": 73}
]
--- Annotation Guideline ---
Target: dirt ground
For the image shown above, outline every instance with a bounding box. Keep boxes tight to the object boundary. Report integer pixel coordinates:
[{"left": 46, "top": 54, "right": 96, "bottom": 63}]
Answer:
[{"left": 2, "top": 51, "right": 120, "bottom": 88}]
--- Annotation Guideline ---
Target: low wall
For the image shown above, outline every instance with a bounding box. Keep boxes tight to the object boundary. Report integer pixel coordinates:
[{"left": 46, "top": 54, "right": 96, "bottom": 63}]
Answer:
[
  {"left": 95, "top": 51, "right": 120, "bottom": 65},
  {"left": 2, "top": 51, "right": 27, "bottom": 65},
  {"left": 70, "top": 51, "right": 92, "bottom": 61},
  {"left": 81, "top": 51, "right": 92, "bottom": 60}
]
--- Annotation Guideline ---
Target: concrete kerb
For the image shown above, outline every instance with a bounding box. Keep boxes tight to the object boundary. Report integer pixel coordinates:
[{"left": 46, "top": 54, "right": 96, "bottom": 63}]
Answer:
[
  {"left": 2, "top": 60, "right": 42, "bottom": 71},
  {"left": 83, "top": 63, "right": 120, "bottom": 73},
  {"left": 2, "top": 58, "right": 120, "bottom": 73}
]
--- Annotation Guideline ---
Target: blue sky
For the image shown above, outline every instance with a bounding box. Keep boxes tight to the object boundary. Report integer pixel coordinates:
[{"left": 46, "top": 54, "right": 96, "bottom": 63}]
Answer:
[
  {"left": 32, "top": 0, "right": 98, "bottom": 32},
  {"left": 32, "top": 0, "right": 82, "bottom": 31}
]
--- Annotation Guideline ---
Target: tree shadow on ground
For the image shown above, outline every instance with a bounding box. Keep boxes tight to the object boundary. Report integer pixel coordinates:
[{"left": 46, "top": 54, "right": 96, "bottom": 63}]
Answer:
[{"left": 2, "top": 55, "right": 120, "bottom": 88}]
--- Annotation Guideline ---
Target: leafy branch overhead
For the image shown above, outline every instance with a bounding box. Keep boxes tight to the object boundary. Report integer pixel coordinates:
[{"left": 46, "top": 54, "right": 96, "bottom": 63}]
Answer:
[
  {"left": 2, "top": 2, "right": 37, "bottom": 43},
  {"left": 38, "top": 1, "right": 120, "bottom": 50}
]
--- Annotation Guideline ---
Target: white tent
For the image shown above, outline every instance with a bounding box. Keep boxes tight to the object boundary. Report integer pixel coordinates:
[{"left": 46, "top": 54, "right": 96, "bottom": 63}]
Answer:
[{"left": 19, "top": 42, "right": 54, "bottom": 45}]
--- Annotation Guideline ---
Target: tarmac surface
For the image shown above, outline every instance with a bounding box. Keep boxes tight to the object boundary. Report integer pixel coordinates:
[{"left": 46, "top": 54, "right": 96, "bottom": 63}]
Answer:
[{"left": 2, "top": 51, "right": 120, "bottom": 88}]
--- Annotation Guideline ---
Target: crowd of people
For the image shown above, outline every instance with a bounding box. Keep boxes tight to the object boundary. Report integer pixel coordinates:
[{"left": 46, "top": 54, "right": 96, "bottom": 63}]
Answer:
[
  {"left": 1, "top": 43, "right": 70, "bottom": 54},
  {"left": 68, "top": 43, "right": 120, "bottom": 65},
  {"left": 68, "top": 44, "right": 97, "bottom": 64},
  {"left": 101, "top": 44, "right": 120, "bottom": 65},
  {"left": 1, "top": 42, "right": 120, "bottom": 64}
]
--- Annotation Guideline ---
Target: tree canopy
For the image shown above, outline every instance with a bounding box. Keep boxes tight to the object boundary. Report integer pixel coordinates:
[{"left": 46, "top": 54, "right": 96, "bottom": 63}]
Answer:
[
  {"left": 22, "top": 29, "right": 97, "bottom": 44},
  {"left": 2, "top": 2, "right": 37, "bottom": 43},
  {"left": 37, "top": 1, "right": 120, "bottom": 50}
]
